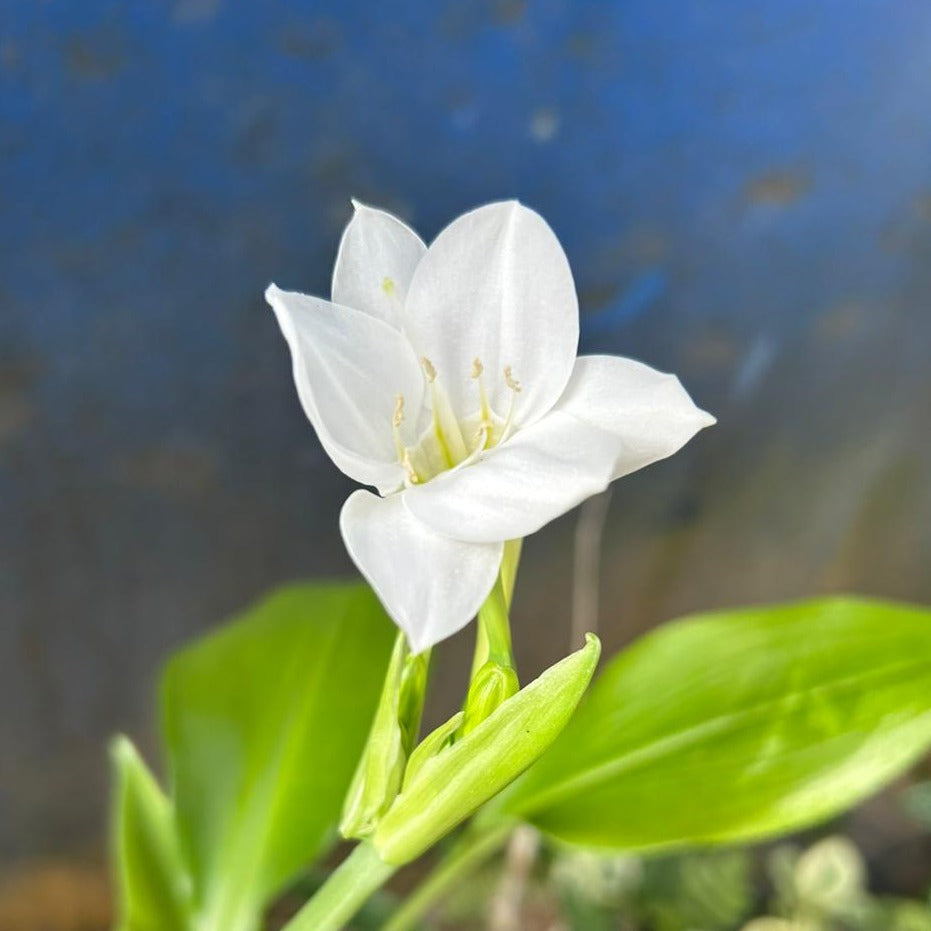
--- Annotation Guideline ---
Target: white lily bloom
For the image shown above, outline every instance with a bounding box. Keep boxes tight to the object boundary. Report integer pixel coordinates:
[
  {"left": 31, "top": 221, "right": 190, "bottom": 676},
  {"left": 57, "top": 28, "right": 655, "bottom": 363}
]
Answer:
[{"left": 266, "top": 201, "right": 714, "bottom": 652}]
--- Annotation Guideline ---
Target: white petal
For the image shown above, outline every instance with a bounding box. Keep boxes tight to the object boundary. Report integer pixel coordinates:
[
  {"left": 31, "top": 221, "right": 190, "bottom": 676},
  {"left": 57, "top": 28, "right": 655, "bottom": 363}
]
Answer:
[
  {"left": 404, "top": 411, "right": 623, "bottom": 543},
  {"left": 266, "top": 284, "right": 424, "bottom": 492},
  {"left": 403, "top": 201, "right": 579, "bottom": 428},
  {"left": 340, "top": 490, "right": 503, "bottom": 652},
  {"left": 332, "top": 200, "right": 427, "bottom": 328},
  {"left": 554, "top": 354, "right": 715, "bottom": 480},
  {"left": 405, "top": 358, "right": 714, "bottom": 543}
]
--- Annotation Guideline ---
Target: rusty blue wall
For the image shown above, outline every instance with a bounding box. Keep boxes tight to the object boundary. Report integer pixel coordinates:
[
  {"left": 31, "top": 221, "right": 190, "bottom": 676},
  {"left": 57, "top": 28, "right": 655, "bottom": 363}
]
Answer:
[{"left": 2, "top": 0, "right": 931, "bottom": 860}]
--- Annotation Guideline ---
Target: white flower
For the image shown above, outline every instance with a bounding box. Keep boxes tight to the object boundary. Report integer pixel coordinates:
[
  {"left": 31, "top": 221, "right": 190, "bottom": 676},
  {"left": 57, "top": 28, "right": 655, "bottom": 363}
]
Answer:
[{"left": 266, "top": 200, "right": 714, "bottom": 652}]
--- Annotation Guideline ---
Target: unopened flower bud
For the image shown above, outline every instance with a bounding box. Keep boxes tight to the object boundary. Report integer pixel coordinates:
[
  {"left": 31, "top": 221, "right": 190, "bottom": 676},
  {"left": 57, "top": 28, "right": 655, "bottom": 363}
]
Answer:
[
  {"left": 340, "top": 635, "right": 429, "bottom": 839},
  {"left": 374, "top": 634, "right": 601, "bottom": 865},
  {"left": 461, "top": 661, "right": 520, "bottom": 737},
  {"left": 403, "top": 712, "right": 464, "bottom": 789}
]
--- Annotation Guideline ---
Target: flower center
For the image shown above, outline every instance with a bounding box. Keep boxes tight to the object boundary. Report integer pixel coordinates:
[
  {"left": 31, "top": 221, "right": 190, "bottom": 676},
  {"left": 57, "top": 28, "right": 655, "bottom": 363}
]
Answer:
[{"left": 393, "top": 357, "right": 521, "bottom": 486}]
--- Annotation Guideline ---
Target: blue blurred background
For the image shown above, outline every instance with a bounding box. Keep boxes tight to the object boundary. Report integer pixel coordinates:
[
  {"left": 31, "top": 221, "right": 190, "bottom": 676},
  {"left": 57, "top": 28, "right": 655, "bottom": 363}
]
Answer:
[{"left": 3, "top": 0, "right": 931, "bottom": 914}]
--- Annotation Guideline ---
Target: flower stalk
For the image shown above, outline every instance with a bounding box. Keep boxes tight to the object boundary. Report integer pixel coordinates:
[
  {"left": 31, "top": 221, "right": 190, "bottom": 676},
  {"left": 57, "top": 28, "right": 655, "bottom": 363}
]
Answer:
[
  {"left": 382, "top": 823, "right": 516, "bottom": 931},
  {"left": 281, "top": 842, "right": 394, "bottom": 931},
  {"left": 473, "top": 575, "right": 515, "bottom": 671},
  {"left": 462, "top": 574, "right": 519, "bottom": 735}
]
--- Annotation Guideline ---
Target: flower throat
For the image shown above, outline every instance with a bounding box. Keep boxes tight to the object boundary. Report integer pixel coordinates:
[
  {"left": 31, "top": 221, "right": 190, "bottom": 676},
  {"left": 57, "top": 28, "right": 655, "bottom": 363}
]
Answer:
[{"left": 393, "top": 356, "right": 521, "bottom": 486}]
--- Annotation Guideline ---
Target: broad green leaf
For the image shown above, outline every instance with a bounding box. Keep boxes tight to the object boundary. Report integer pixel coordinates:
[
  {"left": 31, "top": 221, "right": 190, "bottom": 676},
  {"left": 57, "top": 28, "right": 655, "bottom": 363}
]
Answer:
[
  {"left": 496, "top": 598, "right": 931, "bottom": 851},
  {"left": 161, "top": 582, "right": 394, "bottom": 931},
  {"left": 110, "top": 736, "right": 191, "bottom": 931}
]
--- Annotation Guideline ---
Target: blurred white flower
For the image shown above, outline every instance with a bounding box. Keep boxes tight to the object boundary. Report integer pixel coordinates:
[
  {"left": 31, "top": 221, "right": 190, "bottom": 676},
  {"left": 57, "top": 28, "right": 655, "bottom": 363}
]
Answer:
[{"left": 267, "top": 200, "right": 713, "bottom": 651}]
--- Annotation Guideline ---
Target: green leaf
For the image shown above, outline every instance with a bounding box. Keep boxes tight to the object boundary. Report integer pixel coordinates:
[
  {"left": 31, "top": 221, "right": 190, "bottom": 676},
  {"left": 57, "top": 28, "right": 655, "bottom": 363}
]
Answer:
[
  {"left": 161, "top": 582, "right": 395, "bottom": 931},
  {"left": 497, "top": 598, "right": 931, "bottom": 851},
  {"left": 110, "top": 736, "right": 192, "bottom": 931}
]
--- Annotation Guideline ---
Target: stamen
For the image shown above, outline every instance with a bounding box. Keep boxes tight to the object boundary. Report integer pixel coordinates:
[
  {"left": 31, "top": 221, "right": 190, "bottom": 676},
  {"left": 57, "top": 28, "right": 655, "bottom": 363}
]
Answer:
[
  {"left": 382, "top": 276, "right": 396, "bottom": 296},
  {"left": 499, "top": 365, "right": 521, "bottom": 444},
  {"left": 471, "top": 356, "right": 493, "bottom": 434},
  {"left": 462, "top": 425, "right": 490, "bottom": 468},
  {"left": 418, "top": 356, "right": 468, "bottom": 467},
  {"left": 402, "top": 449, "right": 421, "bottom": 485},
  {"left": 392, "top": 394, "right": 406, "bottom": 461}
]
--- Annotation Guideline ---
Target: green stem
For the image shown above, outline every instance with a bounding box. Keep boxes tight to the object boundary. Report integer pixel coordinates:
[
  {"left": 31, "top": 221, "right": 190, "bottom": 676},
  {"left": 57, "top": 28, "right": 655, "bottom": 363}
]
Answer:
[
  {"left": 282, "top": 842, "right": 395, "bottom": 931},
  {"left": 382, "top": 823, "right": 514, "bottom": 931},
  {"left": 478, "top": 577, "right": 513, "bottom": 666},
  {"left": 500, "top": 538, "right": 523, "bottom": 608},
  {"left": 471, "top": 540, "right": 522, "bottom": 678}
]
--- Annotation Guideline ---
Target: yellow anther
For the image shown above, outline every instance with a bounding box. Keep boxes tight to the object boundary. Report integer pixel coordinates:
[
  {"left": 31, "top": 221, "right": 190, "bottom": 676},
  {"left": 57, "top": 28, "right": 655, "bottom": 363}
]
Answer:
[
  {"left": 393, "top": 394, "right": 405, "bottom": 428},
  {"left": 504, "top": 365, "right": 522, "bottom": 392},
  {"left": 382, "top": 276, "right": 396, "bottom": 296},
  {"left": 421, "top": 357, "right": 437, "bottom": 383},
  {"left": 471, "top": 358, "right": 484, "bottom": 379}
]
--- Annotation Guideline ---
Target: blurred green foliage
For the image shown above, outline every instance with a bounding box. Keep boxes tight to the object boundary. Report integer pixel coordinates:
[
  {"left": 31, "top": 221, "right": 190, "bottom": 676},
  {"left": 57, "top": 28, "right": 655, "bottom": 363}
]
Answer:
[
  {"left": 430, "top": 829, "right": 931, "bottom": 930},
  {"left": 112, "top": 591, "right": 931, "bottom": 930},
  {"left": 112, "top": 583, "right": 395, "bottom": 931},
  {"left": 110, "top": 737, "right": 192, "bottom": 931},
  {"left": 552, "top": 833, "right": 931, "bottom": 931}
]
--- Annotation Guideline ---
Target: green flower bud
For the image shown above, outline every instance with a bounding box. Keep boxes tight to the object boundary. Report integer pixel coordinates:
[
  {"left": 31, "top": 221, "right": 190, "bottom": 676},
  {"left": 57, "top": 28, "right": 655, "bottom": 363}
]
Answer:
[
  {"left": 398, "top": 649, "right": 430, "bottom": 749},
  {"left": 374, "top": 634, "right": 601, "bottom": 865},
  {"left": 461, "top": 661, "right": 520, "bottom": 737},
  {"left": 340, "top": 635, "right": 429, "bottom": 839},
  {"left": 403, "top": 712, "right": 464, "bottom": 789}
]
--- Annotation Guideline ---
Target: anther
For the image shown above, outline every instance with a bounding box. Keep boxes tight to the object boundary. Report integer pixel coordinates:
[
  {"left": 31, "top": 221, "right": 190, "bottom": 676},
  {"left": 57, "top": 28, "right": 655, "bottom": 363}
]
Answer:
[
  {"left": 504, "top": 366, "right": 522, "bottom": 393},
  {"left": 421, "top": 357, "right": 437, "bottom": 383},
  {"left": 393, "top": 394, "right": 405, "bottom": 427},
  {"left": 471, "top": 358, "right": 484, "bottom": 379},
  {"left": 382, "top": 276, "right": 396, "bottom": 296}
]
